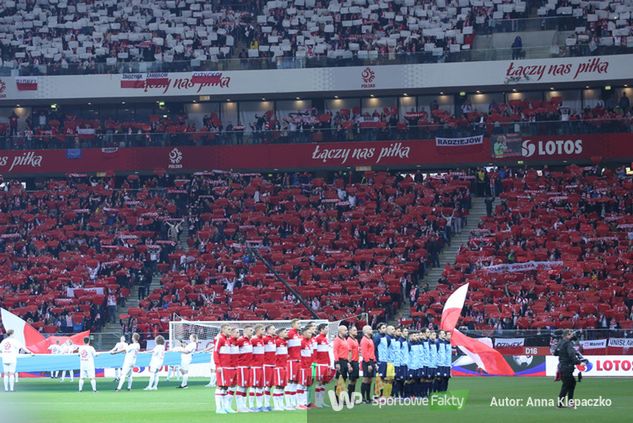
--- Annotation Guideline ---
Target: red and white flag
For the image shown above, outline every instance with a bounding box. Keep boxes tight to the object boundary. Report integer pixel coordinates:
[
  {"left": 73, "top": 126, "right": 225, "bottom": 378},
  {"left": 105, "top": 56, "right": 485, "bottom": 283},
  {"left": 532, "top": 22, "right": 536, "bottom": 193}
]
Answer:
[
  {"left": 440, "top": 282, "right": 469, "bottom": 332},
  {"left": 452, "top": 329, "right": 514, "bottom": 375},
  {"left": 120, "top": 73, "right": 145, "bottom": 89},
  {"left": 440, "top": 283, "right": 514, "bottom": 376},
  {"left": 16, "top": 77, "right": 38, "bottom": 91},
  {"left": 1, "top": 308, "right": 89, "bottom": 354}
]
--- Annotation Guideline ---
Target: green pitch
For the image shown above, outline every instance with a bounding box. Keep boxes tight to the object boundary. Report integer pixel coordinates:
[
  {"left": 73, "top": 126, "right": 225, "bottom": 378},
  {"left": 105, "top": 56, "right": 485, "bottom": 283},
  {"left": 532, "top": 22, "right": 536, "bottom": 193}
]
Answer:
[{"left": 3, "top": 377, "right": 632, "bottom": 423}]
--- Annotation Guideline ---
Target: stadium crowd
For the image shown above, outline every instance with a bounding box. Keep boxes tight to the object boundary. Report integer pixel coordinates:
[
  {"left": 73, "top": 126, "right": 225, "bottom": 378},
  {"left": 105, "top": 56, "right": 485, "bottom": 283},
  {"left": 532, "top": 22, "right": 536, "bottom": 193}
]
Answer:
[
  {"left": 412, "top": 165, "right": 633, "bottom": 332},
  {"left": 0, "top": 0, "right": 630, "bottom": 76},
  {"left": 0, "top": 173, "right": 187, "bottom": 336},
  {"left": 1, "top": 95, "right": 632, "bottom": 149}
]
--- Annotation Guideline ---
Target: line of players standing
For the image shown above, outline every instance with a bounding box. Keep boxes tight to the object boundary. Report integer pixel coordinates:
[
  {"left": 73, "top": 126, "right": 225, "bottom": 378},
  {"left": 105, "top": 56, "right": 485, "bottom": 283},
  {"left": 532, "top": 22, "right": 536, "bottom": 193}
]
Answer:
[{"left": 212, "top": 319, "right": 453, "bottom": 414}]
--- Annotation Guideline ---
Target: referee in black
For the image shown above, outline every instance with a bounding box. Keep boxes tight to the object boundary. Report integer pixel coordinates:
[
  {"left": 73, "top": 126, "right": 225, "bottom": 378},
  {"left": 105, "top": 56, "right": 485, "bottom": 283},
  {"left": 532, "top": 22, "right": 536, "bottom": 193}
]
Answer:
[{"left": 554, "top": 329, "right": 585, "bottom": 408}]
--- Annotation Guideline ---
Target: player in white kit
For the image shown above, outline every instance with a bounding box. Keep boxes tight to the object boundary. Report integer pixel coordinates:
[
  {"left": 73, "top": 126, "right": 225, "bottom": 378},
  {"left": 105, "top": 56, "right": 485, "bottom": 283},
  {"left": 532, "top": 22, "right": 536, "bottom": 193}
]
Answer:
[
  {"left": 78, "top": 337, "right": 97, "bottom": 392},
  {"left": 177, "top": 334, "right": 198, "bottom": 389},
  {"left": 48, "top": 340, "right": 62, "bottom": 378},
  {"left": 1, "top": 330, "right": 31, "bottom": 392},
  {"left": 60, "top": 340, "right": 78, "bottom": 383},
  {"left": 116, "top": 333, "right": 140, "bottom": 391},
  {"left": 109, "top": 336, "right": 128, "bottom": 381},
  {"left": 145, "top": 335, "right": 166, "bottom": 391}
]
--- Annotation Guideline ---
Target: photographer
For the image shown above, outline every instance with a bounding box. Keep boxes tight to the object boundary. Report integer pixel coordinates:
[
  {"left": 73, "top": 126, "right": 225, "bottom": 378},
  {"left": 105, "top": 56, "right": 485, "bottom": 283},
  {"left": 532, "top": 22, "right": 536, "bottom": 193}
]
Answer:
[{"left": 553, "top": 329, "right": 586, "bottom": 408}]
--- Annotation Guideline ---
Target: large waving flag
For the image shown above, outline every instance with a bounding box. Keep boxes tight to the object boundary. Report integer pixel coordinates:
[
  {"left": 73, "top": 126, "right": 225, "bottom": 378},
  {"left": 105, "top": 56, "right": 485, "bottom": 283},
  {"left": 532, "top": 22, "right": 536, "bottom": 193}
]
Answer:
[
  {"left": 440, "top": 282, "right": 469, "bottom": 331},
  {"left": 440, "top": 284, "right": 514, "bottom": 376},
  {"left": 1, "top": 308, "right": 89, "bottom": 354}
]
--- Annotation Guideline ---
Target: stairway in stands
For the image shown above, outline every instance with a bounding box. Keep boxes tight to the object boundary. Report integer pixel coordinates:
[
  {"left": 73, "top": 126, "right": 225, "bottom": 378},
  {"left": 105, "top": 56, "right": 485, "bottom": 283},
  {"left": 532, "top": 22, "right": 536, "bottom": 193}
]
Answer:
[
  {"left": 395, "top": 196, "right": 497, "bottom": 322},
  {"left": 94, "top": 219, "right": 191, "bottom": 350}
]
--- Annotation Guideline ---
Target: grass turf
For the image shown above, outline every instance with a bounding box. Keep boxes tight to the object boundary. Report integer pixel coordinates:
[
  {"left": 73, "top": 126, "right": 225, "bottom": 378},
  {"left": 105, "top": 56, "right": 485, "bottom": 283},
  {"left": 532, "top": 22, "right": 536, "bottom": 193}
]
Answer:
[{"left": 2, "top": 377, "right": 632, "bottom": 423}]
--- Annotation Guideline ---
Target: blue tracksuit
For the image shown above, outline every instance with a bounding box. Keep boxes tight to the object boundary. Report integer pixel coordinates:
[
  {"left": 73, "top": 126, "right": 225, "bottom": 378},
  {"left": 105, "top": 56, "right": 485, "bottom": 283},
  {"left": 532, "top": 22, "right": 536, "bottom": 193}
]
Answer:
[
  {"left": 428, "top": 339, "right": 438, "bottom": 377},
  {"left": 408, "top": 341, "right": 423, "bottom": 378},
  {"left": 396, "top": 338, "right": 408, "bottom": 380},
  {"left": 421, "top": 338, "right": 430, "bottom": 378},
  {"left": 376, "top": 334, "right": 391, "bottom": 377}
]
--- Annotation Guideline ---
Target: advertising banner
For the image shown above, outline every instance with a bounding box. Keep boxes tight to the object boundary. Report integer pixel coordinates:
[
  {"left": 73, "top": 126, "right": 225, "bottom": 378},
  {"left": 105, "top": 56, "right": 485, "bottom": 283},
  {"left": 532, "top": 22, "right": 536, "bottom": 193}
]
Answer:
[
  {"left": 545, "top": 355, "right": 633, "bottom": 377},
  {"left": 1, "top": 54, "right": 631, "bottom": 101},
  {"left": 0, "top": 133, "right": 630, "bottom": 175}
]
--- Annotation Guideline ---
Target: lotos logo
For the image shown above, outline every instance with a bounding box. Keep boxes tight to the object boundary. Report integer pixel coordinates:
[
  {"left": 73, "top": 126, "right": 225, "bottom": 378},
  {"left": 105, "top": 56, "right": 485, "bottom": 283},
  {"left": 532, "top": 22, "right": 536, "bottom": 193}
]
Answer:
[
  {"left": 521, "top": 139, "right": 583, "bottom": 158},
  {"left": 328, "top": 390, "right": 363, "bottom": 411},
  {"left": 361, "top": 67, "right": 376, "bottom": 88},
  {"left": 576, "top": 361, "right": 593, "bottom": 372},
  {"left": 168, "top": 148, "right": 183, "bottom": 169}
]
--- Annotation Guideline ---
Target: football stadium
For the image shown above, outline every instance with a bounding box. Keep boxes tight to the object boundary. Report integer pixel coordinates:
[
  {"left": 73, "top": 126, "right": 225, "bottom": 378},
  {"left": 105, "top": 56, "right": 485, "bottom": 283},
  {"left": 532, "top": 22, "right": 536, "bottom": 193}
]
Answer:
[{"left": 0, "top": 1, "right": 632, "bottom": 422}]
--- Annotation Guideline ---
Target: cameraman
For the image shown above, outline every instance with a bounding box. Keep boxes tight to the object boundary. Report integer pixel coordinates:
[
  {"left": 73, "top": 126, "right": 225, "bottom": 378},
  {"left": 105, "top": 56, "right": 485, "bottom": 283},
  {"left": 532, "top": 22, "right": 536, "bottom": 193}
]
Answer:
[{"left": 554, "top": 329, "right": 585, "bottom": 408}]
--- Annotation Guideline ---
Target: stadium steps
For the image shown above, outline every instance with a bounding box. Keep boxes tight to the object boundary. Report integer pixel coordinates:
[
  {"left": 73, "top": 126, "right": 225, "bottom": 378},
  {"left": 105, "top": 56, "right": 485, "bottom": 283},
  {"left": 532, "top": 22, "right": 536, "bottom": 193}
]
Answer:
[
  {"left": 395, "top": 196, "right": 498, "bottom": 321},
  {"left": 93, "top": 291, "right": 141, "bottom": 350}
]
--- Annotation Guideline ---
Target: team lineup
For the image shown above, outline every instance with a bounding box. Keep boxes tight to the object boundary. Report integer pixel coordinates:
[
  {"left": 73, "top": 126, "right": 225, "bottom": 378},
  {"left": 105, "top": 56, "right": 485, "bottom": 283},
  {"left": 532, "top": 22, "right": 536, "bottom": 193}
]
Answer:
[
  {"left": 1, "top": 320, "right": 454, "bottom": 414},
  {"left": 210, "top": 319, "right": 453, "bottom": 413}
]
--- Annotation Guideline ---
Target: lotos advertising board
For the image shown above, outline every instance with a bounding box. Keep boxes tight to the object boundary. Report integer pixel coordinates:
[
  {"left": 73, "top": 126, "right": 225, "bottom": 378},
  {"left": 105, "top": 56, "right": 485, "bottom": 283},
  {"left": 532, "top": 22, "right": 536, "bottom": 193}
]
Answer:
[
  {"left": 545, "top": 355, "right": 633, "bottom": 377},
  {"left": 0, "top": 133, "right": 631, "bottom": 176}
]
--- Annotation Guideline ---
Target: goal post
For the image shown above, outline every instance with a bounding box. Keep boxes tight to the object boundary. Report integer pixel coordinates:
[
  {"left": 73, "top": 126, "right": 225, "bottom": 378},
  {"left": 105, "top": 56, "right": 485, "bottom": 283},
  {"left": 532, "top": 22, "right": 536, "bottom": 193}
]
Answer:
[
  {"left": 169, "top": 319, "right": 331, "bottom": 352},
  {"left": 168, "top": 313, "right": 368, "bottom": 352}
]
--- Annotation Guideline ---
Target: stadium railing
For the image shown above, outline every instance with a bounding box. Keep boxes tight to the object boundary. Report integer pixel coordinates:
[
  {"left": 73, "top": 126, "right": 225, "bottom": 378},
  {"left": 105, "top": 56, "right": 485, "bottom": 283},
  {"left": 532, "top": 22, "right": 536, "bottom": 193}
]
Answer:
[{"left": 1, "top": 118, "right": 630, "bottom": 150}]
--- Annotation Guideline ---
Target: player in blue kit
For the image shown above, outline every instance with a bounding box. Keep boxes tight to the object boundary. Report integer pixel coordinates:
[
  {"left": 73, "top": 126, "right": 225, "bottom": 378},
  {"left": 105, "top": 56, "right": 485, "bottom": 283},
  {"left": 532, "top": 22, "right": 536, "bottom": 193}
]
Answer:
[
  {"left": 393, "top": 327, "right": 408, "bottom": 398},
  {"left": 375, "top": 324, "right": 394, "bottom": 397},
  {"left": 428, "top": 330, "right": 438, "bottom": 393},
  {"left": 439, "top": 331, "right": 452, "bottom": 392},
  {"left": 406, "top": 332, "right": 423, "bottom": 398},
  {"left": 436, "top": 330, "right": 446, "bottom": 392},
  {"left": 389, "top": 327, "right": 402, "bottom": 397}
]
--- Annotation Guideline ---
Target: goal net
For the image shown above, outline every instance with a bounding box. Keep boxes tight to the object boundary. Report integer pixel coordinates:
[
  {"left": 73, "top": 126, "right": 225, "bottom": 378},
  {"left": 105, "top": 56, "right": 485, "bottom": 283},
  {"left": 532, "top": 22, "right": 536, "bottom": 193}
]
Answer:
[{"left": 169, "top": 319, "right": 339, "bottom": 352}]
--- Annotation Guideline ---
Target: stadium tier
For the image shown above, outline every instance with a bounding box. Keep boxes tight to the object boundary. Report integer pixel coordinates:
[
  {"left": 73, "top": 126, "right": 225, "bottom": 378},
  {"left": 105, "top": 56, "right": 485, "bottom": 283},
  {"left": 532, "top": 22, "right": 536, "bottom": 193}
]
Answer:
[
  {"left": 412, "top": 166, "right": 633, "bottom": 331},
  {"left": 0, "top": 98, "right": 631, "bottom": 149},
  {"left": 130, "top": 170, "right": 470, "bottom": 333},
  {"left": 0, "top": 174, "right": 184, "bottom": 335}
]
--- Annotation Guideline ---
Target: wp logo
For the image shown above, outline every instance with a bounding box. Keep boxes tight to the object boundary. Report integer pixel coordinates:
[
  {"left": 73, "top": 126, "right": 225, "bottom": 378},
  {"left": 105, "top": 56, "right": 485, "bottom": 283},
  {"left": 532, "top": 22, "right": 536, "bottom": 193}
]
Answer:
[{"left": 327, "top": 390, "right": 363, "bottom": 411}]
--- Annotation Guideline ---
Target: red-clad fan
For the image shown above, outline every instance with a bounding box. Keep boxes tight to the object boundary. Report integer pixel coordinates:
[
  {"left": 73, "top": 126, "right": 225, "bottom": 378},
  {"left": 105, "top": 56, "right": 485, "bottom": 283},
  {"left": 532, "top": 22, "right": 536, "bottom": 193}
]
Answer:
[
  {"left": 262, "top": 324, "right": 277, "bottom": 410},
  {"left": 313, "top": 323, "right": 334, "bottom": 408},
  {"left": 249, "top": 325, "right": 266, "bottom": 412},
  {"left": 213, "top": 324, "right": 235, "bottom": 414},
  {"left": 286, "top": 319, "right": 302, "bottom": 382},
  {"left": 235, "top": 326, "right": 254, "bottom": 412},
  {"left": 297, "top": 326, "right": 315, "bottom": 410},
  {"left": 273, "top": 328, "right": 291, "bottom": 411}
]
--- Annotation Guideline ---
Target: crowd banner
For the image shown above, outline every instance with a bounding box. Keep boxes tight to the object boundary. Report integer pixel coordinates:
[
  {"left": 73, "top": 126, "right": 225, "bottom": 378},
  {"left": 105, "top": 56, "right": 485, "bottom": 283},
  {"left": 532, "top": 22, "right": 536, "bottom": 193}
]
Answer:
[
  {"left": 580, "top": 339, "right": 608, "bottom": 355},
  {"left": 607, "top": 338, "right": 633, "bottom": 355},
  {"left": 545, "top": 355, "right": 633, "bottom": 377},
  {"left": 66, "top": 287, "right": 104, "bottom": 298},
  {"left": 493, "top": 338, "right": 525, "bottom": 348},
  {"left": 483, "top": 260, "right": 563, "bottom": 273},
  {"left": 435, "top": 135, "right": 484, "bottom": 147},
  {"left": 15, "top": 351, "right": 211, "bottom": 373}
]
